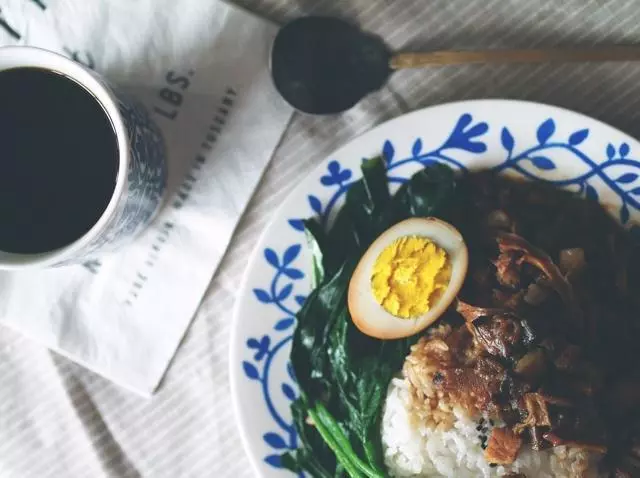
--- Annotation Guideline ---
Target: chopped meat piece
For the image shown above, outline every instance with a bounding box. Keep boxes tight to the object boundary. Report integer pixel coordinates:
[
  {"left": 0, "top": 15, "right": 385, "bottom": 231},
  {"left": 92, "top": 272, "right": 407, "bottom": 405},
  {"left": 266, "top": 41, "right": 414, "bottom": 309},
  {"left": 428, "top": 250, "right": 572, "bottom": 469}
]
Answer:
[
  {"left": 523, "top": 282, "right": 549, "bottom": 306},
  {"left": 484, "top": 426, "right": 522, "bottom": 465},
  {"left": 473, "top": 314, "right": 524, "bottom": 358},
  {"left": 435, "top": 357, "right": 506, "bottom": 413},
  {"left": 514, "top": 349, "right": 547, "bottom": 382},
  {"left": 493, "top": 251, "right": 521, "bottom": 289},
  {"left": 455, "top": 300, "right": 535, "bottom": 358},
  {"left": 559, "top": 247, "right": 586, "bottom": 277},
  {"left": 444, "top": 325, "right": 474, "bottom": 353},
  {"left": 523, "top": 394, "right": 552, "bottom": 427},
  {"left": 496, "top": 232, "right": 583, "bottom": 331},
  {"left": 514, "top": 393, "right": 551, "bottom": 434},
  {"left": 535, "top": 392, "right": 572, "bottom": 407},
  {"left": 455, "top": 300, "right": 500, "bottom": 323}
]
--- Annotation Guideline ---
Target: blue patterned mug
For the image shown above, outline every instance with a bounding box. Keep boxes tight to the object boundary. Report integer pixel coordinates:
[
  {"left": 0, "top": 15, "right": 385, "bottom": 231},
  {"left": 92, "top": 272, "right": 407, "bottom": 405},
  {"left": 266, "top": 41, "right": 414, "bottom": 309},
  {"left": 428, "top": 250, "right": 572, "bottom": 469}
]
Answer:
[{"left": 0, "top": 46, "right": 167, "bottom": 269}]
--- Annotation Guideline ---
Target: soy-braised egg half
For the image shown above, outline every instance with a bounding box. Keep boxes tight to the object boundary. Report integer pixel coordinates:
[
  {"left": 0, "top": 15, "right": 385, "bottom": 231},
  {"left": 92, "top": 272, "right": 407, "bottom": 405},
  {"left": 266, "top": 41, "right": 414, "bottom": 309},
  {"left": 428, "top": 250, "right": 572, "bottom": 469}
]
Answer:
[{"left": 347, "top": 218, "right": 468, "bottom": 339}]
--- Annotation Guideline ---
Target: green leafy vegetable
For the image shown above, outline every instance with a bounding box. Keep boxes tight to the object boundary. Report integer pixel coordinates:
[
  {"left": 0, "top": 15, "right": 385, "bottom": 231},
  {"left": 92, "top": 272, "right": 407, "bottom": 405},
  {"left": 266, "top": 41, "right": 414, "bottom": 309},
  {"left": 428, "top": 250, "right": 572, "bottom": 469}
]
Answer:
[
  {"left": 304, "top": 219, "right": 326, "bottom": 287},
  {"left": 283, "top": 158, "right": 459, "bottom": 477}
]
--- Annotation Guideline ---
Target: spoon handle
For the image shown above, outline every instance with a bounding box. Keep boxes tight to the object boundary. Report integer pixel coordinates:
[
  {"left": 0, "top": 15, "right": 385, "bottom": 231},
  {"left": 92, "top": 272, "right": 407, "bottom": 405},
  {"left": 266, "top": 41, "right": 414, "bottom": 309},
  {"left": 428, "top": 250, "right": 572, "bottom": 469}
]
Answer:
[{"left": 390, "top": 47, "right": 640, "bottom": 69}]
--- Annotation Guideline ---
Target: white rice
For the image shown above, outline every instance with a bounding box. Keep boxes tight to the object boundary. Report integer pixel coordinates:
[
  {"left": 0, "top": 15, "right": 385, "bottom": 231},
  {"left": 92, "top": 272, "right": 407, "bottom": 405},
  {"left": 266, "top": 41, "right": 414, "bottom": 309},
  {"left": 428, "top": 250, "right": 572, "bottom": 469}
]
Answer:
[{"left": 381, "top": 378, "right": 600, "bottom": 478}]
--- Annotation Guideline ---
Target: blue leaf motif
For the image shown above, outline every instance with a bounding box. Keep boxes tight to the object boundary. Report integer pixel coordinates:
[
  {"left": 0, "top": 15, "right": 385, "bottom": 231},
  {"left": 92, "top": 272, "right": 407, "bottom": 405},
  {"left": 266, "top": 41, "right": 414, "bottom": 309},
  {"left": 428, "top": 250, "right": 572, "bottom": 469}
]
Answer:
[
  {"left": 259, "top": 335, "right": 270, "bottom": 349},
  {"left": 253, "top": 288, "right": 272, "bottom": 303},
  {"left": 568, "top": 129, "right": 589, "bottom": 146},
  {"left": 530, "top": 156, "right": 556, "bottom": 170},
  {"left": 466, "top": 141, "right": 487, "bottom": 153},
  {"left": 274, "top": 318, "right": 295, "bottom": 331},
  {"left": 630, "top": 187, "right": 640, "bottom": 195},
  {"left": 246, "top": 338, "right": 260, "bottom": 349},
  {"left": 295, "top": 295, "right": 306, "bottom": 306},
  {"left": 337, "top": 169, "right": 352, "bottom": 183},
  {"left": 288, "top": 219, "right": 305, "bottom": 231},
  {"left": 320, "top": 175, "right": 336, "bottom": 186},
  {"left": 277, "top": 283, "right": 293, "bottom": 301},
  {"left": 621, "top": 203, "right": 630, "bottom": 224},
  {"left": 585, "top": 184, "right": 599, "bottom": 201},
  {"left": 536, "top": 119, "right": 555, "bottom": 144},
  {"left": 283, "top": 268, "right": 304, "bottom": 279},
  {"left": 264, "top": 248, "right": 279, "bottom": 268},
  {"left": 501, "top": 127, "right": 514, "bottom": 152},
  {"left": 615, "top": 173, "right": 638, "bottom": 184},
  {"left": 264, "top": 455, "right": 283, "bottom": 468},
  {"left": 282, "top": 383, "right": 296, "bottom": 401},
  {"left": 467, "top": 123, "right": 489, "bottom": 137},
  {"left": 251, "top": 335, "right": 271, "bottom": 361},
  {"left": 264, "top": 432, "right": 287, "bottom": 449},
  {"left": 308, "top": 195, "right": 322, "bottom": 215},
  {"left": 620, "top": 143, "right": 630, "bottom": 158},
  {"left": 320, "top": 160, "right": 344, "bottom": 186},
  {"left": 287, "top": 362, "right": 296, "bottom": 382},
  {"left": 383, "top": 140, "right": 395, "bottom": 164},
  {"left": 440, "top": 114, "right": 488, "bottom": 153},
  {"left": 457, "top": 113, "right": 472, "bottom": 131},
  {"left": 283, "top": 244, "right": 301, "bottom": 265},
  {"left": 242, "top": 361, "right": 259, "bottom": 380},
  {"left": 607, "top": 143, "right": 616, "bottom": 160},
  {"left": 412, "top": 138, "right": 423, "bottom": 157}
]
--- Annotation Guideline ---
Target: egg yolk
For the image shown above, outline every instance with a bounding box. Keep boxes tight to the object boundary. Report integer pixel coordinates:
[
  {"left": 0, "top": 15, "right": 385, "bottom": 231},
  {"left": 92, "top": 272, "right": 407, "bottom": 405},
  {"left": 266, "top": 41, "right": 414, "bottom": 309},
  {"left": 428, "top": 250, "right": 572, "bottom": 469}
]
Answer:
[{"left": 371, "top": 236, "right": 451, "bottom": 318}]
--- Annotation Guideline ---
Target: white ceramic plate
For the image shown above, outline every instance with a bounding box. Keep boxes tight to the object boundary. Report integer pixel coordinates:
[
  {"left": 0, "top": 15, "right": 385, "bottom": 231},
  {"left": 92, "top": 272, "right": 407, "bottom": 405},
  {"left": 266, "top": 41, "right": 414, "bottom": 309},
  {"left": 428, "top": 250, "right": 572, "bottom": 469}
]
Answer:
[{"left": 230, "top": 99, "right": 640, "bottom": 477}]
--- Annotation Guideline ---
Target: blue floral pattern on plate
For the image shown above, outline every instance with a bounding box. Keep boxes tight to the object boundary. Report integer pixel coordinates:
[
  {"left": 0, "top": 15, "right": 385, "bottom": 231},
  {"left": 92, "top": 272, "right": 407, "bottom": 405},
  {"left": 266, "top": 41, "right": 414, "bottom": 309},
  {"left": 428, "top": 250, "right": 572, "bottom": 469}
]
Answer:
[{"left": 235, "top": 104, "right": 640, "bottom": 475}]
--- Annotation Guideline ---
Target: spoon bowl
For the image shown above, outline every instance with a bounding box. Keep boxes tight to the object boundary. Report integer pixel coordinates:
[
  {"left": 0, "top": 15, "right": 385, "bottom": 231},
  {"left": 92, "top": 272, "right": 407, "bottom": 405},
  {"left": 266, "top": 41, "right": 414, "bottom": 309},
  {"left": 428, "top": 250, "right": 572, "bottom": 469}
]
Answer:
[{"left": 270, "top": 16, "right": 391, "bottom": 115}]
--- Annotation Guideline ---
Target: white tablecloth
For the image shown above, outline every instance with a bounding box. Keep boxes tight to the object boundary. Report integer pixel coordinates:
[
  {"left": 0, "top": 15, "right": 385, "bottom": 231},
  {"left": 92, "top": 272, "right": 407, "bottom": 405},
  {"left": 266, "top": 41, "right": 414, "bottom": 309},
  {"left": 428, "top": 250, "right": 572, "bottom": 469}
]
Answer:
[{"left": 5, "top": 0, "right": 640, "bottom": 476}]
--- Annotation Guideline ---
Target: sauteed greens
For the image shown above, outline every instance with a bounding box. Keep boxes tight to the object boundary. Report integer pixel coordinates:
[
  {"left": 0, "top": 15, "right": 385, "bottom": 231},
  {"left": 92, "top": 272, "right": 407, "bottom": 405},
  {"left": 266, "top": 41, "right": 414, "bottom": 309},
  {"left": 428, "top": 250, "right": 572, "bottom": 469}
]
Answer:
[{"left": 282, "top": 158, "right": 461, "bottom": 477}]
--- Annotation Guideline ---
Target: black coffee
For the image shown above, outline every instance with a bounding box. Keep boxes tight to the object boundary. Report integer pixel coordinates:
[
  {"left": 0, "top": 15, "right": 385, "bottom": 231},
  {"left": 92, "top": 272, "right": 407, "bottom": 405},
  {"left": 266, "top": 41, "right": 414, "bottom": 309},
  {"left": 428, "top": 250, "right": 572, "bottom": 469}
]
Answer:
[{"left": 0, "top": 67, "right": 118, "bottom": 254}]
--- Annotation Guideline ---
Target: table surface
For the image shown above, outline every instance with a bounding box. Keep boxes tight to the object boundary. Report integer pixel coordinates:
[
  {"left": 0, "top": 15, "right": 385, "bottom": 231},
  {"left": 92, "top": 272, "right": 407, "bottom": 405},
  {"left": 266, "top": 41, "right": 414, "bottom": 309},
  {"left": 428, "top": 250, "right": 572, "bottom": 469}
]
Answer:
[{"left": 4, "top": 0, "right": 640, "bottom": 476}]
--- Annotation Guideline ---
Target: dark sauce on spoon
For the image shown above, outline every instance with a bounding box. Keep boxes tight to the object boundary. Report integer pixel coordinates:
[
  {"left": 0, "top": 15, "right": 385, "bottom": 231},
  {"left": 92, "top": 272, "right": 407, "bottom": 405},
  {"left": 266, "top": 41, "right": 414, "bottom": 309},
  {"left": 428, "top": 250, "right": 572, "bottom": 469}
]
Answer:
[{"left": 270, "top": 16, "right": 392, "bottom": 115}]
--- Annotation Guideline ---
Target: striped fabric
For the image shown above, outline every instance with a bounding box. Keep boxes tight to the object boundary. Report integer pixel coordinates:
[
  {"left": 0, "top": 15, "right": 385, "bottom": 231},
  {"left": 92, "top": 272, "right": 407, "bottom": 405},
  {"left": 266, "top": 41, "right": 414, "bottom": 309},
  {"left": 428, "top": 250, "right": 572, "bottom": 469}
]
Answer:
[{"left": 3, "top": 0, "right": 640, "bottom": 476}]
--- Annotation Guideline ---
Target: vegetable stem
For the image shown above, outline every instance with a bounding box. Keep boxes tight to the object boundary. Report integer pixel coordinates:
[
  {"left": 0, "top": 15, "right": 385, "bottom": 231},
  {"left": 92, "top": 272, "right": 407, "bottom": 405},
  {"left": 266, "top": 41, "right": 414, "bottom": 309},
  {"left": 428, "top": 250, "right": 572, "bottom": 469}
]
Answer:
[
  {"left": 363, "top": 441, "right": 385, "bottom": 475},
  {"left": 313, "top": 403, "right": 385, "bottom": 478},
  {"left": 307, "top": 407, "right": 365, "bottom": 478}
]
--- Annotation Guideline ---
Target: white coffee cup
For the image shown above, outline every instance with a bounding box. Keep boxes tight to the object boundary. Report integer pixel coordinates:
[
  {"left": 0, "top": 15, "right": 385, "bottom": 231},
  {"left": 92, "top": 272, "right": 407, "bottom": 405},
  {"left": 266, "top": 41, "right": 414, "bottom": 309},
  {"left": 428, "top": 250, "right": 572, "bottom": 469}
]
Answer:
[{"left": 0, "top": 46, "right": 167, "bottom": 270}]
